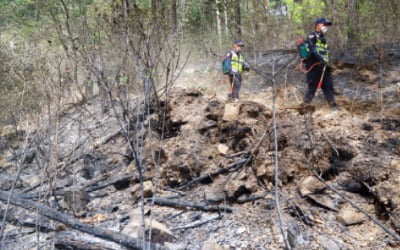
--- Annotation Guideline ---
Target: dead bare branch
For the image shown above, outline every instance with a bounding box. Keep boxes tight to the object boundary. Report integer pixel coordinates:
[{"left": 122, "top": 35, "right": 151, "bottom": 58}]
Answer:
[
  {"left": 149, "top": 198, "right": 233, "bottom": 213},
  {"left": 0, "top": 190, "right": 163, "bottom": 250},
  {"left": 178, "top": 158, "right": 250, "bottom": 190},
  {"left": 171, "top": 214, "right": 222, "bottom": 231}
]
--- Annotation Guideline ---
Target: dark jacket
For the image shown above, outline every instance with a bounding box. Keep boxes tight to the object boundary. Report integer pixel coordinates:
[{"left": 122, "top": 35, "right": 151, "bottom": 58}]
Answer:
[{"left": 306, "top": 31, "right": 329, "bottom": 69}]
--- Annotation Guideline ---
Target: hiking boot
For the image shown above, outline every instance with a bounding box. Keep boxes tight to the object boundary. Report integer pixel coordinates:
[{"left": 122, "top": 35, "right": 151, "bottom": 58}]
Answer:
[
  {"left": 333, "top": 88, "right": 342, "bottom": 95},
  {"left": 330, "top": 103, "right": 341, "bottom": 111}
]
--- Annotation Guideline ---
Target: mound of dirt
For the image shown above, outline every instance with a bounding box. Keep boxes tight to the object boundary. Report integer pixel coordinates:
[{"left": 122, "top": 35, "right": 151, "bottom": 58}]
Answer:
[{"left": 1, "top": 61, "right": 400, "bottom": 249}]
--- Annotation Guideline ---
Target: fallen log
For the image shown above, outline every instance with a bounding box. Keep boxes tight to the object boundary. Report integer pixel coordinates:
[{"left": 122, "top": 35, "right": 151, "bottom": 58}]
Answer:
[
  {"left": 0, "top": 208, "right": 54, "bottom": 232},
  {"left": 54, "top": 231, "right": 119, "bottom": 250},
  {"left": 171, "top": 214, "right": 222, "bottom": 231},
  {"left": 0, "top": 190, "right": 163, "bottom": 250},
  {"left": 149, "top": 198, "right": 233, "bottom": 213},
  {"left": 15, "top": 173, "right": 149, "bottom": 200},
  {"left": 86, "top": 174, "right": 150, "bottom": 192},
  {"left": 178, "top": 158, "right": 250, "bottom": 190}
]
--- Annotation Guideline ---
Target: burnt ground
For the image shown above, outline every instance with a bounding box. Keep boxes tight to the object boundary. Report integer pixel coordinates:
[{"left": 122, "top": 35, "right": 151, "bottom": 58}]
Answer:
[{"left": 0, "top": 51, "right": 400, "bottom": 249}]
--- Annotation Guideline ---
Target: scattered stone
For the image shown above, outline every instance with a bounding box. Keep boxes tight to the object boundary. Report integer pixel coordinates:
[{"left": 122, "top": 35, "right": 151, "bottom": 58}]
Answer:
[
  {"left": 122, "top": 212, "right": 174, "bottom": 244},
  {"left": 143, "top": 181, "right": 154, "bottom": 197},
  {"left": 222, "top": 103, "right": 240, "bottom": 121},
  {"left": 336, "top": 209, "right": 365, "bottom": 226},
  {"left": 318, "top": 235, "right": 340, "bottom": 250},
  {"left": 22, "top": 148, "right": 36, "bottom": 163},
  {"left": 306, "top": 194, "right": 338, "bottom": 211},
  {"left": 0, "top": 174, "right": 24, "bottom": 190},
  {"left": 217, "top": 144, "right": 229, "bottom": 155},
  {"left": 165, "top": 242, "right": 187, "bottom": 250},
  {"left": 198, "top": 120, "right": 218, "bottom": 134},
  {"left": 287, "top": 223, "right": 308, "bottom": 249},
  {"left": 237, "top": 226, "right": 246, "bottom": 234},
  {"left": 298, "top": 176, "right": 326, "bottom": 196},
  {"left": 20, "top": 174, "right": 41, "bottom": 188},
  {"left": 202, "top": 241, "right": 223, "bottom": 250},
  {"left": 62, "top": 188, "right": 90, "bottom": 216},
  {"left": 129, "top": 181, "right": 154, "bottom": 199},
  {"left": 253, "top": 198, "right": 275, "bottom": 210},
  {"left": 255, "top": 162, "right": 271, "bottom": 178},
  {"left": 205, "top": 190, "right": 226, "bottom": 204}
]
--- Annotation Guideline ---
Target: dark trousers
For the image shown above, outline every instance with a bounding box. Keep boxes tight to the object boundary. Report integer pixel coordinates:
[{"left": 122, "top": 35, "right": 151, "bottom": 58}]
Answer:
[
  {"left": 229, "top": 73, "right": 242, "bottom": 99},
  {"left": 304, "top": 65, "right": 335, "bottom": 105}
]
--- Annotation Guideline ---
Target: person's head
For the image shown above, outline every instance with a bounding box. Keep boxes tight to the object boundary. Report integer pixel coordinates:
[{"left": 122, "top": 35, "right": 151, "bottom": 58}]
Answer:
[
  {"left": 233, "top": 39, "right": 244, "bottom": 52},
  {"left": 315, "top": 18, "right": 332, "bottom": 34}
]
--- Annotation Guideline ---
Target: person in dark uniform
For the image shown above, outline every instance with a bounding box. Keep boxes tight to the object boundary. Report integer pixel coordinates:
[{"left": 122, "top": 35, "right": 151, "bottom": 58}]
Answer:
[
  {"left": 304, "top": 18, "right": 339, "bottom": 110},
  {"left": 225, "top": 39, "right": 250, "bottom": 101}
]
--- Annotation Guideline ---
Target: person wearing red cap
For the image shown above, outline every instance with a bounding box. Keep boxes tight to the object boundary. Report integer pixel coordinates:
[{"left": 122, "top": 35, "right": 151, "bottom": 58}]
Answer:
[
  {"left": 224, "top": 39, "right": 250, "bottom": 101},
  {"left": 303, "top": 18, "right": 340, "bottom": 110}
]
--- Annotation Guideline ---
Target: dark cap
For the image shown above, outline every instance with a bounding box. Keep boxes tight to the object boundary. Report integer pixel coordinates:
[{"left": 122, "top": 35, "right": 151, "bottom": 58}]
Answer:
[
  {"left": 234, "top": 39, "right": 244, "bottom": 46},
  {"left": 315, "top": 18, "right": 332, "bottom": 26}
]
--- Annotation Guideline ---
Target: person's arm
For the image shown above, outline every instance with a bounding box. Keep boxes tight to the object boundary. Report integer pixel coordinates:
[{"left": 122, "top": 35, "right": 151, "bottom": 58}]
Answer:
[
  {"left": 225, "top": 51, "right": 233, "bottom": 74},
  {"left": 243, "top": 60, "right": 250, "bottom": 71},
  {"left": 307, "top": 33, "right": 324, "bottom": 63}
]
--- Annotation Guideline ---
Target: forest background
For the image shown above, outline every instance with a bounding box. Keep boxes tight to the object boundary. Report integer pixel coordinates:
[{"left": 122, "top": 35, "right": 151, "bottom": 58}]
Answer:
[{"left": 0, "top": 0, "right": 399, "bottom": 127}]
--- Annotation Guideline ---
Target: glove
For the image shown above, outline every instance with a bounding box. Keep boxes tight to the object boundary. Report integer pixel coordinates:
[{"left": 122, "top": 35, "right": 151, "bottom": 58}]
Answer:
[{"left": 243, "top": 62, "right": 250, "bottom": 71}]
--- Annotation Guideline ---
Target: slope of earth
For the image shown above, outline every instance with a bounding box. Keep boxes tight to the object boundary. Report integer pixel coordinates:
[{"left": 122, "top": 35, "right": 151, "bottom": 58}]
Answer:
[{"left": 0, "top": 52, "right": 399, "bottom": 249}]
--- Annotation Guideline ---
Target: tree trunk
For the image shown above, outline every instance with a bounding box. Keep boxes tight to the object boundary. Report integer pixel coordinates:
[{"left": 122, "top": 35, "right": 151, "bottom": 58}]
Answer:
[
  {"left": 223, "top": 0, "right": 228, "bottom": 35},
  {"left": 171, "top": 0, "right": 177, "bottom": 31},
  {"left": 346, "top": 0, "right": 358, "bottom": 44},
  {"left": 262, "top": 0, "right": 269, "bottom": 24},
  {"left": 151, "top": 0, "right": 157, "bottom": 23},
  {"left": 216, "top": 0, "right": 222, "bottom": 46},
  {"left": 235, "top": 0, "right": 241, "bottom": 37},
  {"left": 252, "top": 0, "right": 260, "bottom": 33}
]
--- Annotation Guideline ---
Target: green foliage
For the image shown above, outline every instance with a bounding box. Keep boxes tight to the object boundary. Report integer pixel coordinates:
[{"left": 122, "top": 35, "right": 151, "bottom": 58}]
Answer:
[
  {"left": 0, "top": 0, "right": 37, "bottom": 29},
  {"left": 186, "top": 0, "right": 205, "bottom": 30},
  {"left": 285, "top": 0, "right": 326, "bottom": 23},
  {"left": 0, "top": 0, "right": 399, "bottom": 126}
]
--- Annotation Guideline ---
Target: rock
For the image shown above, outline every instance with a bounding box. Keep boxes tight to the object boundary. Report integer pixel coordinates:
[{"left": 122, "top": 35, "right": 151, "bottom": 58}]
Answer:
[
  {"left": 202, "top": 241, "right": 223, "bottom": 250},
  {"left": 336, "top": 209, "right": 365, "bottom": 226},
  {"left": 217, "top": 144, "right": 229, "bottom": 155},
  {"left": 287, "top": 223, "right": 308, "bottom": 249},
  {"left": 204, "top": 100, "right": 224, "bottom": 121},
  {"left": 306, "top": 194, "right": 338, "bottom": 211},
  {"left": 224, "top": 180, "right": 252, "bottom": 201},
  {"left": 20, "top": 174, "right": 41, "bottom": 188},
  {"left": 392, "top": 158, "right": 400, "bottom": 168},
  {"left": 143, "top": 143, "right": 167, "bottom": 165},
  {"left": 22, "top": 148, "right": 36, "bottom": 164},
  {"left": 205, "top": 190, "right": 226, "bottom": 204},
  {"left": 143, "top": 181, "right": 154, "bottom": 197},
  {"left": 62, "top": 188, "right": 90, "bottom": 216},
  {"left": 130, "top": 181, "right": 154, "bottom": 199},
  {"left": 122, "top": 211, "right": 174, "bottom": 244},
  {"left": 237, "top": 226, "right": 246, "bottom": 234},
  {"left": 254, "top": 162, "right": 272, "bottom": 178},
  {"left": 0, "top": 174, "right": 25, "bottom": 190},
  {"left": 198, "top": 119, "right": 218, "bottom": 134},
  {"left": 318, "top": 235, "right": 340, "bottom": 250},
  {"left": 165, "top": 242, "right": 187, "bottom": 250},
  {"left": 188, "top": 212, "right": 202, "bottom": 221},
  {"left": 0, "top": 125, "right": 25, "bottom": 139},
  {"left": 298, "top": 176, "right": 325, "bottom": 196},
  {"left": 222, "top": 103, "right": 240, "bottom": 121},
  {"left": 253, "top": 198, "right": 275, "bottom": 210}
]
